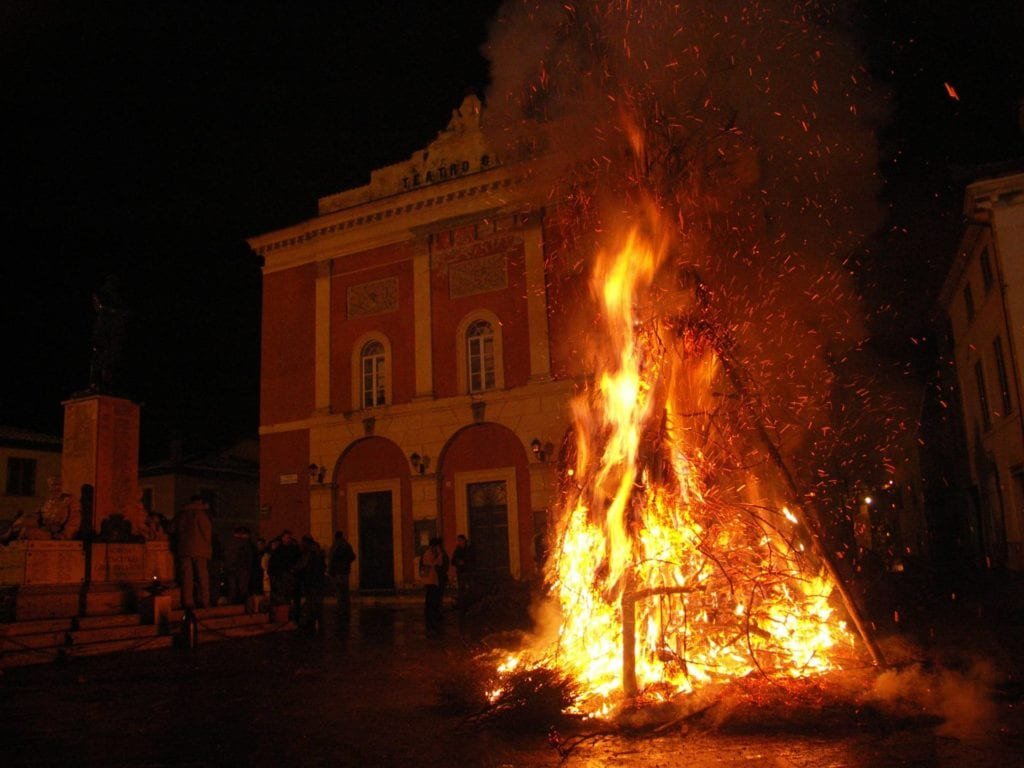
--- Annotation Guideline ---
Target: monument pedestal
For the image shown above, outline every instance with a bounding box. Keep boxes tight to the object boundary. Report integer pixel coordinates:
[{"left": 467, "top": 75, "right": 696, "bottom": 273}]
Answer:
[
  {"left": 0, "top": 395, "right": 180, "bottom": 623},
  {"left": 0, "top": 541, "right": 176, "bottom": 621},
  {"left": 62, "top": 393, "right": 143, "bottom": 536}
]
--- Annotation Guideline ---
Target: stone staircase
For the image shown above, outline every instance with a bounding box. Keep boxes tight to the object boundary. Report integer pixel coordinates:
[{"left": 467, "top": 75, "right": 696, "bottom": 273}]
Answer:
[{"left": 0, "top": 604, "right": 295, "bottom": 669}]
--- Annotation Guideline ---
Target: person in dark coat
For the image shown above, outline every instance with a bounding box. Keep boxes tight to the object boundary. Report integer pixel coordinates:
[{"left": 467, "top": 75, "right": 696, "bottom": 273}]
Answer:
[
  {"left": 421, "top": 537, "right": 448, "bottom": 637},
  {"left": 451, "top": 533, "right": 476, "bottom": 612},
  {"left": 248, "top": 537, "right": 267, "bottom": 613},
  {"left": 226, "top": 526, "right": 256, "bottom": 606},
  {"left": 328, "top": 531, "right": 356, "bottom": 622},
  {"left": 267, "top": 530, "right": 301, "bottom": 609},
  {"left": 173, "top": 496, "right": 213, "bottom": 609},
  {"left": 293, "top": 535, "right": 327, "bottom": 631}
]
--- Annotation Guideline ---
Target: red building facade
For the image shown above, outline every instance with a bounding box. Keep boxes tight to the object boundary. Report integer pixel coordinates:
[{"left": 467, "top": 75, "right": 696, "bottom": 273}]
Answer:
[{"left": 248, "top": 97, "right": 576, "bottom": 589}]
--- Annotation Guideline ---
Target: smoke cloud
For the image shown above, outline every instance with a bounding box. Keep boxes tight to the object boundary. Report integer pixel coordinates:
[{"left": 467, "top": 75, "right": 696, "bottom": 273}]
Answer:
[
  {"left": 868, "top": 661, "right": 999, "bottom": 740},
  {"left": 483, "top": 0, "right": 910, "bottom": 549}
]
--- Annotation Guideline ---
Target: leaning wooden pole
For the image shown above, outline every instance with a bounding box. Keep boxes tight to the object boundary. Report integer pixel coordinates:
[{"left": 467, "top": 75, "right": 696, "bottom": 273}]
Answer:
[{"left": 714, "top": 343, "right": 887, "bottom": 668}]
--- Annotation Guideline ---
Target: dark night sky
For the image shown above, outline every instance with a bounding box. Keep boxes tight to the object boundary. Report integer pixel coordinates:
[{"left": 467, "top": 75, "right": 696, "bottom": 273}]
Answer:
[{"left": 1, "top": 1, "right": 1022, "bottom": 461}]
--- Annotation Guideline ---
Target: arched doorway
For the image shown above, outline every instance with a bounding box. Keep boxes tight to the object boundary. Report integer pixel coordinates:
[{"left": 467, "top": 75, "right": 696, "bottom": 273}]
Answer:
[
  {"left": 333, "top": 436, "right": 413, "bottom": 590},
  {"left": 438, "top": 422, "right": 532, "bottom": 579}
]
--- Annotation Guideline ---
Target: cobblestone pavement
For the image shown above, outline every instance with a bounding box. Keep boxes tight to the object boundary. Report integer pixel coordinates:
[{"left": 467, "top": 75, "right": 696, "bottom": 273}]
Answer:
[{"left": 1, "top": 601, "right": 1022, "bottom": 768}]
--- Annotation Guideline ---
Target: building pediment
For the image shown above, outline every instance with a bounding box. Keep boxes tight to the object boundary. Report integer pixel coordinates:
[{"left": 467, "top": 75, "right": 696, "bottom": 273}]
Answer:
[{"left": 318, "top": 94, "right": 497, "bottom": 215}]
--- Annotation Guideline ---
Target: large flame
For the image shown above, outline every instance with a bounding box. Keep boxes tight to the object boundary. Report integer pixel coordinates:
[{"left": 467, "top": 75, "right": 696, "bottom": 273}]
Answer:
[{"left": 504, "top": 222, "right": 858, "bottom": 716}]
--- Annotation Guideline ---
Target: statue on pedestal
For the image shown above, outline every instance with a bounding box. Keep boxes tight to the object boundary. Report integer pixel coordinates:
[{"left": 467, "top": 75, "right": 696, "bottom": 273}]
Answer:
[{"left": 89, "top": 275, "right": 129, "bottom": 392}]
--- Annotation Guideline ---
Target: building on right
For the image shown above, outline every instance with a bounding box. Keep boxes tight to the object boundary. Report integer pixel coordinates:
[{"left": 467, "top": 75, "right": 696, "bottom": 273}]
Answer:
[{"left": 939, "top": 170, "right": 1024, "bottom": 570}]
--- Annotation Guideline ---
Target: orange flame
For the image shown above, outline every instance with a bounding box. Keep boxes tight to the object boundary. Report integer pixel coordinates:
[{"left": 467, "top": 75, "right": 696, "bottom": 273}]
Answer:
[{"left": 500, "top": 221, "right": 857, "bottom": 716}]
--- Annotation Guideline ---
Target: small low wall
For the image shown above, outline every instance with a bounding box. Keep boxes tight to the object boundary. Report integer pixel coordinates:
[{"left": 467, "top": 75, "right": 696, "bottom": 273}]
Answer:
[
  {"left": 91, "top": 541, "right": 175, "bottom": 583},
  {"left": 0, "top": 541, "right": 86, "bottom": 586}
]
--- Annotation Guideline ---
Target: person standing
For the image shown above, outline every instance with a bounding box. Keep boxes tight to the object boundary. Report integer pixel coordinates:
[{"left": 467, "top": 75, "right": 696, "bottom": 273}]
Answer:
[
  {"left": 174, "top": 496, "right": 213, "bottom": 609},
  {"left": 268, "top": 530, "right": 301, "bottom": 614},
  {"left": 294, "top": 535, "right": 327, "bottom": 632},
  {"left": 421, "top": 537, "right": 447, "bottom": 637},
  {"left": 226, "top": 526, "right": 256, "bottom": 606},
  {"left": 248, "top": 537, "right": 267, "bottom": 614},
  {"left": 451, "top": 533, "right": 476, "bottom": 612},
  {"left": 328, "top": 531, "right": 356, "bottom": 622}
]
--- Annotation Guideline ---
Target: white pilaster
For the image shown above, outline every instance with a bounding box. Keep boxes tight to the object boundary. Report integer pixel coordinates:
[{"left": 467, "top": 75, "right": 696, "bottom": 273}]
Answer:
[
  {"left": 523, "top": 221, "right": 551, "bottom": 380},
  {"left": 314, "top": 260, "right": 332, "bottom": 412},
  {"left": 413, "top": 239, "right": 435, "bottom": 398}
]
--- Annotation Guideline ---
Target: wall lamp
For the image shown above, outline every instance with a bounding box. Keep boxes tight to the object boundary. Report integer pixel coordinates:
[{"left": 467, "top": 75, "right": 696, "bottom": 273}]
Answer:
[
  {"left": 409, "top": 452, "right": 431, "bottom": 474},
  {"left": 308, "top": 463, "right": 326, "bottom": 484},
  {"left": 531, "top": 438, "right": 554, "bottom": 463}
]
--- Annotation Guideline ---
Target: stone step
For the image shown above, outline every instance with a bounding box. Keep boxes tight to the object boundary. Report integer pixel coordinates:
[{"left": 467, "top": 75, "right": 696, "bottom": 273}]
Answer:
[
  {"left": 76, "top": 613, "right": 143, "bottom": 630},
  {"left": 182, "top": 604, "right": 248, "bottom": 619},
  {"left": 0, "top": 603, "right": 295, "bottom": 668},
  {"left": 190, "top": 620, "right": 295, "bottom": 642},
  {"left": 222, "top": 622, "right": 292, "bottom": 639},
  {"left": 194, "top": 613, "right": 271, "bottom": 630},
  {"left": 0, "top": 630, "right": 67, "bottom": 651},
  {"left": 70, "top": 623, "right": 163, "bottom": 644},
  {"left": 0, "top": 618, "right": 71, "bottom": 637},
  {"left": 0, "top": 647, "right": 61, "bottom": 669},
  {"left": 68, "top": 634, "right": 175, "bottom": 658},
  {"left": 0, "top": 611, "right": 143, "bottom": 637}
]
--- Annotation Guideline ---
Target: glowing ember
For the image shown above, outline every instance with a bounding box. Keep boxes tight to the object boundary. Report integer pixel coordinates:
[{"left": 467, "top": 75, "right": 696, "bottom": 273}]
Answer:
[{"left": 503, "top": 225, "right": 859, "bottom": 716}]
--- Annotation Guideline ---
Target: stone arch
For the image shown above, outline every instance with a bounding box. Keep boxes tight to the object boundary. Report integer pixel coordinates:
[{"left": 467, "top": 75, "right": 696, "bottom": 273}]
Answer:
[
  {"left": 436, "top": 422, "right": 532, "bottom": 579},
  {"left": 332, "top": 436, "right": 413, "bottom": 589}
]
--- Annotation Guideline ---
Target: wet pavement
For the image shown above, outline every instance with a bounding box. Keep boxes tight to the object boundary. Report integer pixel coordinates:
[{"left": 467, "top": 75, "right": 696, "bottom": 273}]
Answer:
[{"left": 2, "top": 599, "right": 1023, "bottom": 768}]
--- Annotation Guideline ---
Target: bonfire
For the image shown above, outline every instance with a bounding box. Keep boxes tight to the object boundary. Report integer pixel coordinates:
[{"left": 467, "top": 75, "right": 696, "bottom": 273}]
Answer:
[
  {"left": 488, "top": 219, "right": 879, "bottom": 720},
  {"left": 480, "top": 0, "right": 893, "bottom": 721}
]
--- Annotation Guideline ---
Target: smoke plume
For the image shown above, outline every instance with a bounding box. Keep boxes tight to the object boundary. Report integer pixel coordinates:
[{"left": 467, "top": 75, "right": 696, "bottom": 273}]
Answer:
[{"left": 484, "top": 0, "right": 909, "bottom": 546}]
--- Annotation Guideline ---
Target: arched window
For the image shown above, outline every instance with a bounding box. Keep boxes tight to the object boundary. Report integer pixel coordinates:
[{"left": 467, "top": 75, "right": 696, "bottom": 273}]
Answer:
[
  {"left": 466, "top": 320, "right": 496, "bottom": 393},
  {"left": 360, "top": 340, "right": 387, "bottom": 408}
]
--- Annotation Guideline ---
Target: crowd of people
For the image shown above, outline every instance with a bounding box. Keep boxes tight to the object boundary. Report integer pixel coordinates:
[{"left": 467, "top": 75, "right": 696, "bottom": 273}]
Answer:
[{"left": 169, "top": 495, "right": 476, "bottom": 636}]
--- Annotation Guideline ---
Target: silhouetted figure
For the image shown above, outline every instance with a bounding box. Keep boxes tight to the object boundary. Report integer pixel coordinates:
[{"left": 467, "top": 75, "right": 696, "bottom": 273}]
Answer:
[
  {"left": 268, "top": 530, "right": 301, "bottom": 612},
  {"left": 89, "top": 275, "right": 129, "bottom": 392},
  {"left": 421, "top": 537, "right": 448, "bottom": 637},
  {"left": 173, "top": 496, "right": 213, "bottom": 609},
  {"left": 451, "top": 534, "right": 476, "bottom": 612},
  {"left": 294, "top": 535, "right": 327, "bottom": 631},
  {"left": 249, "top": 538, "right": 267, "bottom": 614},
  {"left": 328, "top": 531, "right": 356, "bottom": 622},
  {"left": 226, "top": 526, "right": 256, "bottom": 606}
]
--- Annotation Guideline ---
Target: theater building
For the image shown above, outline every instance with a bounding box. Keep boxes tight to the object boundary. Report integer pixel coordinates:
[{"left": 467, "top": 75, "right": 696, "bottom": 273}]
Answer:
[{"left": 248, "top": 96, "right": 582, "bottom": 589}]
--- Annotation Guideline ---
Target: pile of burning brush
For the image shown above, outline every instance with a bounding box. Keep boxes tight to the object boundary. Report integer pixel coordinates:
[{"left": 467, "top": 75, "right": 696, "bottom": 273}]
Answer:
[{"left": 439, "top": 641, "right": 997, "bottom": 743}]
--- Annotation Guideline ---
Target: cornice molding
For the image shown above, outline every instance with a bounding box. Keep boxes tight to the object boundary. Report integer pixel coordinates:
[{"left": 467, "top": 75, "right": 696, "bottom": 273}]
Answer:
[
  {"left": 250, "top": 168, "right": 537, "bottom": 274},
  {"left": 258, "top": 377, "right": 576, "bottom": 436}
]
